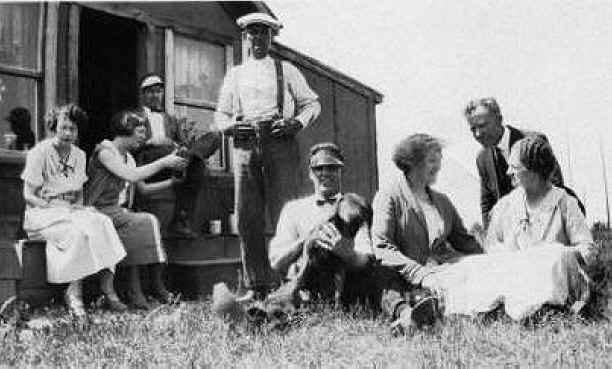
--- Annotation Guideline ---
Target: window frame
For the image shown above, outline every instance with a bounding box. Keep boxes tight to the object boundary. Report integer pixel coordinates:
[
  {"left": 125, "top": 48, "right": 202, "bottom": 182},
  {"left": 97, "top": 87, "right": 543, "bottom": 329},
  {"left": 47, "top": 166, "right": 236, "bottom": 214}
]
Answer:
[
  {"left": 0, "top": 3, "right": 45, "bottom": 144},
  {"left": 165, "top": 28, "right": 234, "bottom": 174}
]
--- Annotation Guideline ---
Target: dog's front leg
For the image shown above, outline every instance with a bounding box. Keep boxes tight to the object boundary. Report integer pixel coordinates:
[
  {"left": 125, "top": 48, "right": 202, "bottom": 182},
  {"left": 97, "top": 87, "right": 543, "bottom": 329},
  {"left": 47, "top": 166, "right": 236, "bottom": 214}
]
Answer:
[{"left": 333, "top": 269, "right": 346, "bottom": 310}]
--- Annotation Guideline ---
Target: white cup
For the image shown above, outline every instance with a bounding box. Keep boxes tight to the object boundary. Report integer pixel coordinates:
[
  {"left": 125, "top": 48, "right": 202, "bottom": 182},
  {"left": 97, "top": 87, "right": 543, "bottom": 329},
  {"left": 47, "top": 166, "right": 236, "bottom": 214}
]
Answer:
[
  {"left": 209, "top": 219, "right": 222, "bottom": 235},
  {"left": 3, "top": 133, "right": 17, "bottom": 149}
]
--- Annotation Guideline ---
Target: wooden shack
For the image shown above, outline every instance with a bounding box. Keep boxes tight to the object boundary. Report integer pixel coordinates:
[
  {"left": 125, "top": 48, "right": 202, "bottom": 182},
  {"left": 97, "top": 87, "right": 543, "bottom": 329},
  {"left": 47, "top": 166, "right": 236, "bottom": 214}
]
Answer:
[{"left": 0, "top": 1, "right": 382, "bottom": 304}]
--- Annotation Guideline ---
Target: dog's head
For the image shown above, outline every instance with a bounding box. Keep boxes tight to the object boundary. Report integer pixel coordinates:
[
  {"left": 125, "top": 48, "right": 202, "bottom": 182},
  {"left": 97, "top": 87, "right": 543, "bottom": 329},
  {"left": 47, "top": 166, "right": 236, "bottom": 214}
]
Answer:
[{"left": 330, "top": 193, "right": 373, "bottom": 239}]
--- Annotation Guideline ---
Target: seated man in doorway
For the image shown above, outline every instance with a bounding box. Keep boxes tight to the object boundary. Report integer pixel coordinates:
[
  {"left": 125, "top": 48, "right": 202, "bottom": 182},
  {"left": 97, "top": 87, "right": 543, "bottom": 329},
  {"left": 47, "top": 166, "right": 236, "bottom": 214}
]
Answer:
[
  {"left": 134, "top": 74, "right": 221, "bottom": 239},
  {"left": 264, "top": 143, "right": 440, "bottom": 333}
]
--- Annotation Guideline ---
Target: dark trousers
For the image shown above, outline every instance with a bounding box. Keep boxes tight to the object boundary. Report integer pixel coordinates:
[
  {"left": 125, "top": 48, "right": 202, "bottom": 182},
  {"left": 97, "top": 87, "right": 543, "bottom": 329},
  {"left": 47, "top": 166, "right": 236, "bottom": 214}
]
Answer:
[
  {"left": 343, "top": 264, "right": 420, "bottom": 320},
  {"left": 134, "top": 132, "right": 221, "bottom": 235},
  {"left": 266, "top": 262, "right": 420, "bottom": 320},
  {"left": 233, "top": 126, "right": 300, "bottom": 290}
]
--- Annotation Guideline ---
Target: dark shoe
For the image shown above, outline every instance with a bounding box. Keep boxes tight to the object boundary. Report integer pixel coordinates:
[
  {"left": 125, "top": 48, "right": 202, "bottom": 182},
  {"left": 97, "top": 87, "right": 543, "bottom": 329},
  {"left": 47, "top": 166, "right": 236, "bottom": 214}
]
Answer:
[
  {"left": 245, "top": 305, "right": 268, "bottom": 328},
  {"left": 105, "top": 296, "right": 128, "bottom": 312},
  {"left": 390, "top": 297, "right": 439, "bottom": 335},
  {"left": 152, "top": 288, "right": 176, "bottom": 304},
  {"left": 126, "top": 291, "right": 151, "bottom": 310},
  {"left": 411, "top": 296, "right": 439, "bottom": 327}
]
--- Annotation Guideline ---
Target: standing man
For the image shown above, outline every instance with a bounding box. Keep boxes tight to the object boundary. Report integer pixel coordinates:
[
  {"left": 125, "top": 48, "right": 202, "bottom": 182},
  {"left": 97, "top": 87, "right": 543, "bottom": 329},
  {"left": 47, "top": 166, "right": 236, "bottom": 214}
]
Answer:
[
  {"left": 464, "top": 97, "right": 583, "bottom": 227},
  {"left": 215, "top": 13, "right": 321, "bottom": 298}
]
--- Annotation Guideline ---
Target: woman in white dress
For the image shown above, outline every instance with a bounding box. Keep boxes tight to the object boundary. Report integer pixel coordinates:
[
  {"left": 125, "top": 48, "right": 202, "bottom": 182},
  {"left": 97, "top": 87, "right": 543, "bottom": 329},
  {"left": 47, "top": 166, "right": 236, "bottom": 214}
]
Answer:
[{"left": 21, "top": 104, "right": 127, "bottom": 317}]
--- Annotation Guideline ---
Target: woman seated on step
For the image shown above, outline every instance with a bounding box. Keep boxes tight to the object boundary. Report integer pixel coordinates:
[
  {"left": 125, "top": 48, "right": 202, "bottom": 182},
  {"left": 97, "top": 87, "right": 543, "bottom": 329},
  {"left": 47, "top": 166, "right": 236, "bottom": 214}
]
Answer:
[
  {"left": 85, "top": 110, "right": 187, "bottom": 310},
  {"left": 21, "top": 104, "right": 127, "bottom": 317}
]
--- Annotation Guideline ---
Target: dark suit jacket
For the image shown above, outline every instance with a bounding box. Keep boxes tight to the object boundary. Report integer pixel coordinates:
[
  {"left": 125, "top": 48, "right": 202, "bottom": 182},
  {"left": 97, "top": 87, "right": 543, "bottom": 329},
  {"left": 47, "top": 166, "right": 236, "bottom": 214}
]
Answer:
[
  {"left": 476, "top": 125, "right": 564, "bottom": 227},
  {"left": 372, "top": 173, "right": 483, "bottom": 284}
]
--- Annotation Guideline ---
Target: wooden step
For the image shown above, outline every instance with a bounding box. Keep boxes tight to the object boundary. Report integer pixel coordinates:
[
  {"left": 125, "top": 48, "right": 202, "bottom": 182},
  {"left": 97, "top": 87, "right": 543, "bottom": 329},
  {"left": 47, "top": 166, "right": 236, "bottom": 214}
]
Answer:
[{"left": 167, "top": 234, "right": 273, "bottom": 263}]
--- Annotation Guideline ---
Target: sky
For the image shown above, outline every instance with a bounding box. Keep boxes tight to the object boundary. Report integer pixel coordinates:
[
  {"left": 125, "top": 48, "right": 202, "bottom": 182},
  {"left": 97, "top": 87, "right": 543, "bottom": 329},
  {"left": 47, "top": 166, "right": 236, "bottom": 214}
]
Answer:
[{"left": 267, "top": 0, "right": 612, "bottom": 227}]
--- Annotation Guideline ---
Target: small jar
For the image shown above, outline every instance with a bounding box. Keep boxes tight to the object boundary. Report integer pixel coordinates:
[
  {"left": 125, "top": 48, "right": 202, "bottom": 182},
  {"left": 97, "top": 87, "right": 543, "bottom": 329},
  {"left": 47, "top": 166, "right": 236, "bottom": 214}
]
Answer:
[{"left": 209, "top": 219, "right": 222, "bottom": 235}]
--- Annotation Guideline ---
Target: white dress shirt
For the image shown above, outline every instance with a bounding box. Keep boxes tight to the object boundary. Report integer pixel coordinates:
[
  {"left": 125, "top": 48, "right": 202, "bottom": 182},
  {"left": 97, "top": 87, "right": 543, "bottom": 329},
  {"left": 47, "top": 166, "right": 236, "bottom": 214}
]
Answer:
[
  {"left": 214, "top": 56, "right": 320, "bottom": 130},
  {"left": 143, "top": 106, "right": 166, "bottom": 140}
]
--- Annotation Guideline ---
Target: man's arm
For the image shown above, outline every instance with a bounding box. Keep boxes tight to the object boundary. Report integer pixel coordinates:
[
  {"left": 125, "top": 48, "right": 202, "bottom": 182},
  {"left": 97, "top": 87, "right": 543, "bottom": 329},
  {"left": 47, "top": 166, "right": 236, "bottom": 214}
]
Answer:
[
  {"left": 214, "top": 68, "right": 237, "bottom": 131},
  {"left": 285, "top": 63, "right": 321, "bottom": 127}
]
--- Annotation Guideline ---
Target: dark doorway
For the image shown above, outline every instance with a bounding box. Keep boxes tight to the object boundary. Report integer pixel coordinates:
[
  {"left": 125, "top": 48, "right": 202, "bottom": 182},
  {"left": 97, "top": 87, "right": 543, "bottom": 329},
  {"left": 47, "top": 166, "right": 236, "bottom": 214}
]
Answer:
[{"left": 79, "top": 8, "right": 141, "bottom": 156}]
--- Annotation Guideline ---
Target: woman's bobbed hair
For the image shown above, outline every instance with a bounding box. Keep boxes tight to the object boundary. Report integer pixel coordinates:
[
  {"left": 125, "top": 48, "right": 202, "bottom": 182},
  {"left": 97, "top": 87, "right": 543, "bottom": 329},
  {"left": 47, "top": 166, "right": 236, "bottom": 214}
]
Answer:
[
  {"left": 110, "top": 110, "right": 148, "bottom": 138},
  {"left": 45, "top": 104, "right": 88, "bottom": 133},
  {"left": 514, "top": 135, "right": 557, "bottom": 181},
  {"left": 392, "top": 133, "right": 442, "bottom": 173}
]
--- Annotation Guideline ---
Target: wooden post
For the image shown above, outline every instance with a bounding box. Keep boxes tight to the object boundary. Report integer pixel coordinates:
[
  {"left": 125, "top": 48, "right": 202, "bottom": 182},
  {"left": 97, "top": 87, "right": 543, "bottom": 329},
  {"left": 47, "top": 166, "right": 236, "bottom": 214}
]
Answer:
[
  {"left": 44, "top": 3, "right": 58, "bottom": 120},
  {"left": 67, "top": 4, "right": 80, "bottom": 104},
  {"left": 164, "top": 28, "right": 174, "bottom": 115}
]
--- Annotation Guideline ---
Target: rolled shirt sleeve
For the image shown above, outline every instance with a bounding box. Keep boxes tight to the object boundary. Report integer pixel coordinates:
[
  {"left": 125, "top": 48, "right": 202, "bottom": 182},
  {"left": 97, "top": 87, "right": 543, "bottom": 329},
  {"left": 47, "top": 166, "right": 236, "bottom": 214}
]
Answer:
[
  {"left": 214, "top": 68, "right": 238, "bottom": 131},
  {"left": 284, "top": 62, "right": 321, "bottom": 127},
  {"left": 21, "top": 146, "right": 45, "bottom": 187}
]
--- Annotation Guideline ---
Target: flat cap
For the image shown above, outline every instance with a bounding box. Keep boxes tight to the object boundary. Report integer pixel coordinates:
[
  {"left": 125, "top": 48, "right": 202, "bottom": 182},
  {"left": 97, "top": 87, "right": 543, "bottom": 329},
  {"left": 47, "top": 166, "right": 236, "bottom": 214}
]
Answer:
[
  {"left": 237, "top": 12, "right": 282, "bottom": 32},
  {"left": 309, "top": 142, "right": 344, "bottom": 168},
  {"left": 140, "top": 75, "right": 164, "bottom": 90}
]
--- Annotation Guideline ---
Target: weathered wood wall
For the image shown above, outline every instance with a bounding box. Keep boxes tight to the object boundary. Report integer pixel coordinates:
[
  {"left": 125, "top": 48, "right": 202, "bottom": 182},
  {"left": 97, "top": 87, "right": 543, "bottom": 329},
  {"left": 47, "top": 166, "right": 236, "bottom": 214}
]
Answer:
[{"left": 0, "top": 2, "right": 382, "bottom": 301}]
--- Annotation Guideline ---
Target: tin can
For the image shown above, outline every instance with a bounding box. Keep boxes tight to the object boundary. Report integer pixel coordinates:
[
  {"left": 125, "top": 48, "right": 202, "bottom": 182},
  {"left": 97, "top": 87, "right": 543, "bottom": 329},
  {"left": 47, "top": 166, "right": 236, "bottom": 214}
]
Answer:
[{"left": 209, "top": 219, "right": 222, "bottom": 235}]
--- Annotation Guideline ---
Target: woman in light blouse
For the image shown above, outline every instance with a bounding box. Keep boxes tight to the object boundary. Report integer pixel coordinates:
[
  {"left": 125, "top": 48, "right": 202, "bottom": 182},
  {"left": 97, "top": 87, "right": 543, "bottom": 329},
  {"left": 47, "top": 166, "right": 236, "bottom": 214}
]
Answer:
[{"left": 21, "top": 104, "right": 127, "bottom": 317}]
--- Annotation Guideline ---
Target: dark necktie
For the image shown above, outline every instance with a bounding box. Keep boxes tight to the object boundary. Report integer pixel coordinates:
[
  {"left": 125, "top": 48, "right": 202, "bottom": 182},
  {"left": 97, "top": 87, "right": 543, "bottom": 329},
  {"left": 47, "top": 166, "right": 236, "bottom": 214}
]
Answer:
[{"left": 493, "top": 147, "right": 512, "bottom": 196}]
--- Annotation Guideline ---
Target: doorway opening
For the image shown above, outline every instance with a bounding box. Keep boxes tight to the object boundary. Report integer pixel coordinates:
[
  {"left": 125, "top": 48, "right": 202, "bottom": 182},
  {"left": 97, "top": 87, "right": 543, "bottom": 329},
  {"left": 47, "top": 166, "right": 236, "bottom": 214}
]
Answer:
[{"left": 79, "top": 8, "right": 141, "bottom": 155}]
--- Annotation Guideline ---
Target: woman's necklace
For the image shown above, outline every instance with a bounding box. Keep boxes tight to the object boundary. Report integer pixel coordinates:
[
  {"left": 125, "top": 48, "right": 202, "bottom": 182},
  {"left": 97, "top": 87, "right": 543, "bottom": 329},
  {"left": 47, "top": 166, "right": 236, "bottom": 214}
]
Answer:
[
  {"left": 54, "top": 144, "right": 74, "bottom": 178},
  {"left": 521, "top": 185, "right": 552, "bottom": 231}
]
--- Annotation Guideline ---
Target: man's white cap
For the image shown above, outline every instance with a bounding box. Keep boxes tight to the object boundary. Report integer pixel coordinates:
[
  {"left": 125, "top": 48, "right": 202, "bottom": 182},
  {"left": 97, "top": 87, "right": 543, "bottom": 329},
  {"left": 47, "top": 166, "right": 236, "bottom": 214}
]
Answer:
[
  {"left": 236, "top": 12, "right": 282, "bottom": 33},
  {"left": 140, "top": 75, "right": 164, "bottom": 90}
]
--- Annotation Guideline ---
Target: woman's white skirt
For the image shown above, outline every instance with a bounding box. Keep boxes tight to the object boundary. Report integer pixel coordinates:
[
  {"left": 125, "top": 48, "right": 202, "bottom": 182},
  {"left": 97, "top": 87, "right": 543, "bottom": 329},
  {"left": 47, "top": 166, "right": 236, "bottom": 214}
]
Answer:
[
  {"left": 24, "top": 206, "right": 127, "bottom": 283},
  {"left": 424, "top": 244, "right": 591, "bottom": 320}
]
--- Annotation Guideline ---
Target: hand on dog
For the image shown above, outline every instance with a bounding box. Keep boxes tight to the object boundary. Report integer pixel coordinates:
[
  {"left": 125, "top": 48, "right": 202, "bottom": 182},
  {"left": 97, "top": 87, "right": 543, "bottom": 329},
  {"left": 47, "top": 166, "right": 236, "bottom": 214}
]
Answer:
[{"left": 314, "top": 222, "right": 354, "bottom": 261}]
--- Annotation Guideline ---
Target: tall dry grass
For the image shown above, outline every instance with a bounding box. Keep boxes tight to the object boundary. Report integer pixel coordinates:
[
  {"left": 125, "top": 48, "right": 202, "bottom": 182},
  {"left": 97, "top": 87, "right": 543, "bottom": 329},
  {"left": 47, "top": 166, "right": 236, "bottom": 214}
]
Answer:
[{"left": 0, "top": 232, "right": 610, "bottom": 369}]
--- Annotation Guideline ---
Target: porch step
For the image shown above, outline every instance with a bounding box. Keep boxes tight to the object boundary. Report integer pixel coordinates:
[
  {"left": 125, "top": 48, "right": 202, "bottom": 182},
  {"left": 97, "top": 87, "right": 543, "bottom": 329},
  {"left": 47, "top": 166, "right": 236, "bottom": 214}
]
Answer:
[{"left": 167, "top": 234, "right": 273, "bottom": 263}]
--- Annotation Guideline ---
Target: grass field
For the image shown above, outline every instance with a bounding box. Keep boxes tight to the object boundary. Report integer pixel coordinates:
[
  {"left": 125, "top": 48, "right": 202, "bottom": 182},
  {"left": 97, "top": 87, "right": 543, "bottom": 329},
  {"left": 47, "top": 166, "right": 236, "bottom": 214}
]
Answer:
[{"left": 1, "top": 233, "right": 611, "bottom": 369}]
